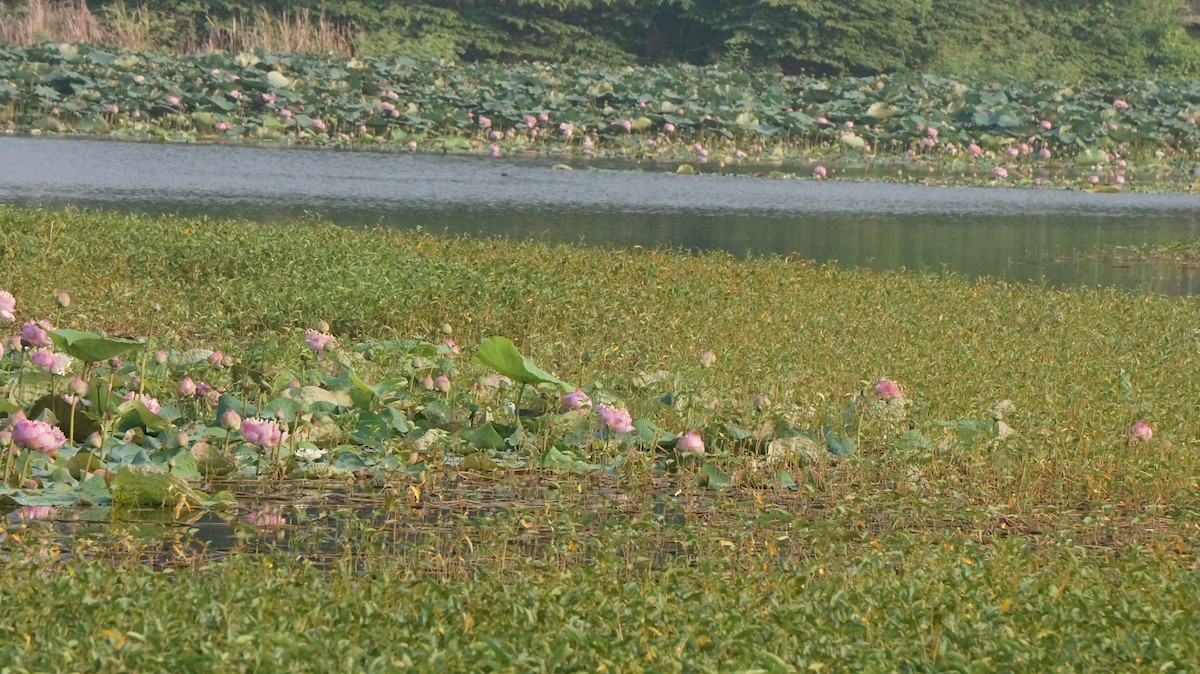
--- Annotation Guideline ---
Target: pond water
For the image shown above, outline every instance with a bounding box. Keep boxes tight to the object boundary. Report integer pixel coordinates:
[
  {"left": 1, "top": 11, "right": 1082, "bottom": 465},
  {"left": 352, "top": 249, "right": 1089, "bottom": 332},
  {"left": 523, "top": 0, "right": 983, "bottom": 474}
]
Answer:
[{"left": 2, "top": 136, "right": 1199, "bottom": 294}]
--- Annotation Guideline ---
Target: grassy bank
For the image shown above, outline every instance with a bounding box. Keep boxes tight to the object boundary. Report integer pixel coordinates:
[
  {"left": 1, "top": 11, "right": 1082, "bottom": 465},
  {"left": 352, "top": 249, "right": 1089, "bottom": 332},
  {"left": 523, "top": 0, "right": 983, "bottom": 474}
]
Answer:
[{"left": 1, "top": 205, "right": 1199, "bottom": 670}]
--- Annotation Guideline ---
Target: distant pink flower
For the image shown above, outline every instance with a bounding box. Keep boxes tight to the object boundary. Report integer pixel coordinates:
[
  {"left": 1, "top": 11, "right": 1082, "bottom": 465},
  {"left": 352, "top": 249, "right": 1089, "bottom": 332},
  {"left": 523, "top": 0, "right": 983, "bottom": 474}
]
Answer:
[
  {"left": 21, "top": 321, "right": 52, "bottom": 348},
  {"left": 874, "top": 378, "right": 904, "bottom": 400},
  {"left": 0, "top": 290, "right": 14, "bottom": 321},
  {"left": 1005, "top": 147, "right": 1019, "bottom": 157},
  {"left": 699, "top": 350, "right": 716, "bottom": 368},
  {"left": 277, "top": 109, "right": 293, "bottom": 119},
  {"left": 676, "top": 431, "right": 705, "bottom": 454},
  {"left": 433, "top": 374, "right": 451, "bottom": 393},
  {"left": 122, "top": 392, "right": 161, "bottom": 414},
  {"left": 1088, "top": 175, "right": 1100, "bottom": 184},
  {"left": 967, "top": 143, "right": 982, "bottom": 158},
  {"left": 165, "top": 95, "right": 180, "bottom": 106},
  {"left": 620, "top": 118, "right": 632, "bottom": 132},
  {"left": 596, "top": 405, "right": 634, "bottom": 434},
  {"left": 215, "top": 121, "right": 232, "bottom": 132},
  {"left": 228, "top": 90, "right": 242, "bottom": 100},
  {"left": 992, "top": 166, "right": 1008, "bottom": 179},
  {"left": 220, "top": 409, "right": 242, "bottom": 431},
  {"left": 1129, "top": 421, "right": 1153, "bottom": 442},
  {"left": 1188, "top": 117, "right": 1196, "bottom": 125},
  {"left": 844, "top": 120, "right": 854, "bottom": 129},
  {"left": 311, "top": 119, "right": 326, "bottom": 131},
  {"left": 132, "top": 75, "right": 145, "bottom": 83},
  {"left": 812, "top": 165, "right": 827, "bottom": 179},
  {"left": 1115, "top": 174, "right": 1125, "bottom": 185},
  {"left": 179, "top": 376, "right": 197, "bottom": 397},
  {"left": 560, "top": 390, "right": 591, "bottom": 412},
  {"left": 241, "top": 418, "right": 288, "bottom": 449},
  {"left": 31, "top": 349, "right": 68, "bottom": 375},
  {"left": 925, "top": 126, "right": 938, "bottom": 139},
  {"left": 489, "top": 130, "right": 502, "bottom": 141},
  {"left": 522, "top": 114, "right": 538, "bottom": 128},
  {"left": 1038, "top": 148, "right": 1052, "bottom": 159},
  {"left": 559, "top": 122, "right": 575, "bottom": 138},
  {"left": 489, "top": 144, "right": 501, "bottom": 157},
  {"left": 421, "top": 374, "right": 435, "bottom": 390},
  {"left": 1113, "top": 99, "right": 1129, "bottom": 110},
  {"left": 12, "top": 418, "right": 66, "bottom": 457},
  {"left": 243, "top": 509, "right": 286, "bottom": 527},
  {"left": 208, "top": 350, "right": 224, "bottom": 367},
  {"left": 304, "top": 329, "right": 335, "bottom": 356},
  {"left": 104, "top": 104, "right": 119, "bottom": 114},
  {"left": 538, "top": 112, "right": 549, "bottom": 122},
  {"left": 816, "top": 116, "right": 829, "bottom": 125},
  {"left": 407, "top": 140, "right": 418, "bottom": 151},
  {"left": 477, "top": 115, "right": 492, "bottom": 129},
  {"left": 662, "top": 122, "right": 675, "bottom": 133},
  {"left": 67, "top": 377, "right": 88, "bottom": 397}
]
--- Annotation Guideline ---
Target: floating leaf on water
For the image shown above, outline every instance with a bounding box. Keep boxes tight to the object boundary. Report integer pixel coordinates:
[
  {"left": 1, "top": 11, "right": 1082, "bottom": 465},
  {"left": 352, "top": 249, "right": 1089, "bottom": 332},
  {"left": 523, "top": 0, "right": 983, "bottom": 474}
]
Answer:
[
  {"left": 290, "top": 463, "right": 354, "bottom": 480},
  {"left": 551, "top": 164, "right": 573, "bottom": 171},
  {"left": 189, "top": 442, "right": 237, "bottom": 477},
  {"left": 111, "top": 465, "right": 205, "bottom": 510},
  {"left": 461, "top": 423, "right": 506, "bottom": 451},
  {"left": 266, "top": 71, "right": 292, "bottom": 88}
]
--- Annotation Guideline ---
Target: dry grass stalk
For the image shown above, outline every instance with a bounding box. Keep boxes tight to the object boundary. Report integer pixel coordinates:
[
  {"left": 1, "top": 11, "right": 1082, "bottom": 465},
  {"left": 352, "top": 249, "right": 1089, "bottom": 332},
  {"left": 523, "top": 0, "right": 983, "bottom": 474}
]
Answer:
[{"left": 0, "top": 0, "right": 356, "bottom": 54}]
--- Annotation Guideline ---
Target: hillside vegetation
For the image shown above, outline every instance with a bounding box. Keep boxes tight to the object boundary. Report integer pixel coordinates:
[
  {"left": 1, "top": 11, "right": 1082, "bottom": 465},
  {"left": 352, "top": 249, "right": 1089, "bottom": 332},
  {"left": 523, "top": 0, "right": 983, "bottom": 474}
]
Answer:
[{"left": 1, "top": 0, "right": 1199, "bottom": 80}]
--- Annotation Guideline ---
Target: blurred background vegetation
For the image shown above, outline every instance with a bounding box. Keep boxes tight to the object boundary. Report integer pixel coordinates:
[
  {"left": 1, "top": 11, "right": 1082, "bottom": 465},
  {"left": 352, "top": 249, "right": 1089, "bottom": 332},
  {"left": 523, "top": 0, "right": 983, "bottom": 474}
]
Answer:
[{"left": 2, "top": 0, "right": 1199, "bottom": 80}]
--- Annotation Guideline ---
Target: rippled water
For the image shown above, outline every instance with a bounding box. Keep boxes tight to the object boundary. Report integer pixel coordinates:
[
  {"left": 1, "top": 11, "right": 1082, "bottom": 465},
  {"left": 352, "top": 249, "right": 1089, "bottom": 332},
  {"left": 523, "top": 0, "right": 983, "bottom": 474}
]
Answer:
[{"left": 2, "top": 136, "right": 1199, "bottom": 293}]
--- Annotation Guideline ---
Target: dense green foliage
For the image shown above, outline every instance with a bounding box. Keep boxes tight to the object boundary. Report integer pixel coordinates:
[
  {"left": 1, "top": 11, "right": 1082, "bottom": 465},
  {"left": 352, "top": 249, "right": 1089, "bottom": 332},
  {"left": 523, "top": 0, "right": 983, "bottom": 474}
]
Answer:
[
  {"left": 2, "top": 205, "right": 1199, "bottom": 670},
  {"left": 8, "top": 0, "right": 1200, "bottom": 79},
  {"left": 4, "top": 43, "right": 1200, "bottom": 176}
]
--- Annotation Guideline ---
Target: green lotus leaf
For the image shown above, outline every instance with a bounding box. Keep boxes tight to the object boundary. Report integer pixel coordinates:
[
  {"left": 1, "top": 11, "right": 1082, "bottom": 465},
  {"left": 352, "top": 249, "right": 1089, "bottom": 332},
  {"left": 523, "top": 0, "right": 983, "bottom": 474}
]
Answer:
[
  {"left": 49, "top": 328, "right": 142, "bottom": 363},
  {"left": 472, "top": 337, "right": 571, "bottom": 390}
]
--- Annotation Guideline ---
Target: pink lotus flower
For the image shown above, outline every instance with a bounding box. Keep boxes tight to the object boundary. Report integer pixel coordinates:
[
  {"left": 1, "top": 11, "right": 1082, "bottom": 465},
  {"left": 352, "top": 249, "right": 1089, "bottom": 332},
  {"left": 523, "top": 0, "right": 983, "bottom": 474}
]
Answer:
[
  {"left": 992, "top": 166, "right": 1008, "bottom": 179},
  {"left": 812, "top": 165, "right": 827, "bottom": 179},
  {"left": 215, "top": 121, "right": 232, "bottom": 132},
  {"left": 433, "top": 374, "right": 451, "bottom": 393},
  {"left": 967, "top": 143, "right": 982, "bottom": 158},
  {"left": 30, "top": 349, "right": 69, "bottom": 375},
  {"left": 104, "top": 104, "right": 119, "bottom": 114},
  {"left": 421, "top": 374, "right": 435, "bottom": 390},
  {"left": 179, "top": 376, "right": 197, "bottom": 397},
  {"left": 1038, "top": 148, "right": 1052, "bottom": 159},
  {"left": 844, "top": 120, "right": 854, "bottom": 129},
  {"left": 165, "top": 95, "right": 180, "bottom": 106},
  {"left": 1115, "top": 174, "right": 1125, "bottom": 185},
  {"left": 676, "top": 431, "right": 705, "bottom": 454},
  {"left": 477, "top": 115, "right": 492, "bottom": 129},
  {"left": 208, "top": 350, "right": 224, "bottom": 367},
  {"left": 220, "top": 409, "right": 242, "bottom": 431},
  {"left": 559, "top": 122, "right": 575, "bottom": 138},
  {"left": 304, "top": 329, "right": 335, "bottom": 356},
  {"left": 538, "top": 112, "right": 549, "bottom": 122},
  {"left": 560, "top": 390, "right": 591, "bottom": 412},
  {"left": 699, "top": 350, "right": 716, "bottom": 368},
  {"left": 1129, "top": 421, "right": 1152, "bottom": 442},
  {"left": 816, "top": 116, "right": 829, "bottom": 125},
  {"left": 20, "top": 321, "right": 52, "bottom": 348},
  {"left": 241, "top": 417, "right": 288, "bottom": 449},
  {"left": 662, "top": 123, "right": 675, "bottom": 133},
  {"left": 0, "top": 290, "right": 14, "bottom": 321},
  {"left": 54, "top": 291, "right": 70, "bottom": 308},
  {"left": 620, "top": 118, "right": 632, "bottom": 132},
  {"left": 873, "top": 378, "right": 904, "bottom": 399},
  {"left": 311, "top": 119, "right": 326, "bottom": 131},
  {"left": 1041, "top": 119, "right": 1053, "bottom": 130},
  {"left": 1088, "top": 175, "right": 1100, "bottom": 185},
  {"left": 407, "top": 140, "right": 418, "bottom": 151},
  {"left": 63, "top": 379, "right": 87, "bottom": 402},
  {"left": 595, "top": 405, "right": 634, "bottom": 434},
  {"left": 1005, "top": 147, "right": 1019, "bottom": 158},
  {"left": 489, "top": 144, "right": 501, "bottom": 157},
  {"left": 11, "top": 418, "right": 66, "bottom": 456},
  {"left": 522, "top": 114, "right": 538, "bottom": 128},
  {"left": 122, "top": 392, "right": 161, "bottom": 414},
  {"left": 1113, "top": 99, "right": 1129, "bottom": 110}
]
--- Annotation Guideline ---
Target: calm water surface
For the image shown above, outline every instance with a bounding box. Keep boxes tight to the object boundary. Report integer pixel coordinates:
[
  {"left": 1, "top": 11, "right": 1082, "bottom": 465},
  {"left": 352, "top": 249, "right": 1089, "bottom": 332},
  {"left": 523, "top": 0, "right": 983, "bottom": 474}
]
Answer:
[{"left": 2, "top": 136, "right": 1199, "bottom": 293}]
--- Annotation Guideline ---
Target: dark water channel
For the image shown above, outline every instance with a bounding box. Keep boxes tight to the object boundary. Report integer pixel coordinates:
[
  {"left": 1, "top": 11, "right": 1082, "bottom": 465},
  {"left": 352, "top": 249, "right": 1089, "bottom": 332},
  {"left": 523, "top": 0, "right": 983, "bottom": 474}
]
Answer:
[{"left": 2, "top": 136, "right": 1200, "bottom": 294}]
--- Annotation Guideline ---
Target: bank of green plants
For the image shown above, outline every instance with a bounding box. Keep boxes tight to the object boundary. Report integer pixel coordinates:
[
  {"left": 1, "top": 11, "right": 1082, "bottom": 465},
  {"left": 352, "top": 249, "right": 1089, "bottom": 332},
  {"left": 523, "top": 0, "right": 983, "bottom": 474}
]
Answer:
[
  {"left": 1, "top": 204, "right": 1199, "bottom": 669},
  {"left": 2, "top": 44, "right": 1200, "bottom": 187},
  {"left": 4, "top": 0, "right": 1200, "bottom": 81}
]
